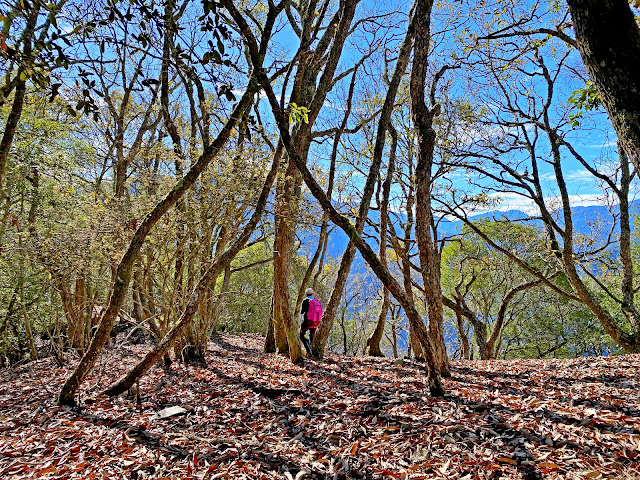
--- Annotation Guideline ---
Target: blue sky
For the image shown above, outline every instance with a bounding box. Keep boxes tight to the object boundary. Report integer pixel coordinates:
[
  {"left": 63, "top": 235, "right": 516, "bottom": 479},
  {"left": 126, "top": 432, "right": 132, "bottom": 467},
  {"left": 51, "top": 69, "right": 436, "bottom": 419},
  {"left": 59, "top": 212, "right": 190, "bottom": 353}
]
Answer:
[{"left": 233, "top": 0, "right": 634, "bottom": 219}]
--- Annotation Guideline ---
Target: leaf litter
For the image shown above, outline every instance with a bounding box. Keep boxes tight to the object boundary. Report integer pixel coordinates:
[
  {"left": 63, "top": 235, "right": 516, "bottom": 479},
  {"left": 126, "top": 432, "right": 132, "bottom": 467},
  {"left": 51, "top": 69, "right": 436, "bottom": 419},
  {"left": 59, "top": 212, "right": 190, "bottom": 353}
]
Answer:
[{"left": 1, "top": 333, "right": 639, "bottom": 479}]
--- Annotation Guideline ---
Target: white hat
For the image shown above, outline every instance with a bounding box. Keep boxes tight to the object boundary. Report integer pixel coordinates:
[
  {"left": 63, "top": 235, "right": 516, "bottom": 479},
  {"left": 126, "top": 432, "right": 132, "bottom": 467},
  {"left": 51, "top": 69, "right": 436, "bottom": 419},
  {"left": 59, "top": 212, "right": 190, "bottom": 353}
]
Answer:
[{"left": 305, "top": 288, "right": 314, "bottom": 295}]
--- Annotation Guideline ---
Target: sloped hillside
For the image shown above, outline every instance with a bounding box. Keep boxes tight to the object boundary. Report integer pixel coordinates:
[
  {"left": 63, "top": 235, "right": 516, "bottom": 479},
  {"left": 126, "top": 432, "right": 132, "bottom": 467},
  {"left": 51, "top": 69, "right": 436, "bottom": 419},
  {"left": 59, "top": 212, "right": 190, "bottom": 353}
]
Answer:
[{"left": 1, "top": 335, "right": 639, "bottom": 479}]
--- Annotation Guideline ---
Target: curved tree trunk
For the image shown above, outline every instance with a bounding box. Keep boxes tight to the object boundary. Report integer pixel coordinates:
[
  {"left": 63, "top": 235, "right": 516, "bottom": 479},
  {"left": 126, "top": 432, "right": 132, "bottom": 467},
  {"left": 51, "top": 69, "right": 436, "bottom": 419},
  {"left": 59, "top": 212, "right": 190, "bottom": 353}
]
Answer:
[
  {"left": 0, "top": 2, "right": 40, "bottom": 199},
  {"left": 230, "top": 0, "right": 444, "bottom": 396},
  {"left": 366, "top": 124, "right": 398, "bottom": 356},
  {"left": 103, "top": 141, "right": 280, "bottom": 396},
  {"left": 409, "top": 0, "right": 449, "bottom": 376},
  {"left": 454, "top": 309, "right": 470, "bottom": 360},
  {"left": 266, "top": 0, "right": 359, "bottom": 362},
  {"left": 57, "top": 81, "right": 258, "bottom": 406},
  {"left": 368, "top": 292, "right": 389, "bottom": 357},
  {"left": 312, "top": 11, "right": 416, "bottom": 358}
]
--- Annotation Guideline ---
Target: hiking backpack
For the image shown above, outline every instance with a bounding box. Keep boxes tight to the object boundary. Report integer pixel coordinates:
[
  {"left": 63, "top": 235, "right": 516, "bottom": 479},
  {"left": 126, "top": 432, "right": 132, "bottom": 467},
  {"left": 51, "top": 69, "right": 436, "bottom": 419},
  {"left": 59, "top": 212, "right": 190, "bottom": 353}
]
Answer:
[{"left": 308, "top": 298, "right": 323, "bottom": 328}]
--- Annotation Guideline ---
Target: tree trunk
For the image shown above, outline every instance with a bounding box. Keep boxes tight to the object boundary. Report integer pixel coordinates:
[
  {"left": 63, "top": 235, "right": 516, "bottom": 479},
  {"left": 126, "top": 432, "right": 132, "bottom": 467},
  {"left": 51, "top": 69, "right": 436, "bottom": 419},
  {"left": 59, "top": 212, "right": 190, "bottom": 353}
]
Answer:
[
  {"left": 255, "top": 88, "right": 446, "bottom": 394},
  {"left": 454, "top": 309, "right": 470, "bottom": 360},
  {"left": 271, "top": 154, "right": 303, "bottom": 362},
  {"left": 234, "top": 0, "right": 444, "bottom": 396},
  {"left": 161, "top": 0, "right": 187, "bottom": 319},
  {"left": 368, "top": 292, "right": 389, "bottom": 357},
  {"left": 391, "top": 323, "right": 398, "bottom": 358},
  {"left": 57, "top": 82, "right": 258, "bottom": 406},
  {"left": 263, "top": 298, "right": 276, "bottom": 353},
  {"left": 409, "top": 0, "right": 450, "bottom": 376},
  {"left": 617, "top": 146, "right": 640, "bottom": 332},
  {"left": 366, "top": 124, "right": 397, "bottom": 357},
  {"left": 566, "top": 0, "right": 640, "bottom": 174},
  {"left": 340, "top": 308, "right": 348, "bottom": 355},
  {"left": 0, "top": 3, "right": 39, "bottom": 199},
  {"left": 18, "top": 234, "right": 37, "bottom": 360},
  {"left": 312, "top": 12, "right": 415, "bottom": 358},
  {"left": 103, "top": 140, "right": 279, "bottom": 396},
  {"left": 471, "top": 318, "right": 489, "bottom": 360}
]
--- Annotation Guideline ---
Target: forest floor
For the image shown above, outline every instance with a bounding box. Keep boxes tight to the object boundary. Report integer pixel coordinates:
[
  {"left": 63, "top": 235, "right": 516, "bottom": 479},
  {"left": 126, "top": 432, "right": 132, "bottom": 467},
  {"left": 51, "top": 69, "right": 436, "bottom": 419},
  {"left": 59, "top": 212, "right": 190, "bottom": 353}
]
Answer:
[{"left": 1, "top": 334, "right": 639, "bottom": 480}]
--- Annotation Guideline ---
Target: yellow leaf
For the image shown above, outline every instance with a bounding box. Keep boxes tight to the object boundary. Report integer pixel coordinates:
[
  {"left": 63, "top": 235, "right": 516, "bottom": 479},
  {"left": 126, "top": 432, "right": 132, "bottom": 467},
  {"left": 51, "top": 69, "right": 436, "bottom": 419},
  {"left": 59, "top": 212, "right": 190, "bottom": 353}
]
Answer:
[
  {"left": 537, "top": 462, "right": 560, "bottom": 469},
  {"left": 498, "top": 457, "right": 517, "bottom": 465}
]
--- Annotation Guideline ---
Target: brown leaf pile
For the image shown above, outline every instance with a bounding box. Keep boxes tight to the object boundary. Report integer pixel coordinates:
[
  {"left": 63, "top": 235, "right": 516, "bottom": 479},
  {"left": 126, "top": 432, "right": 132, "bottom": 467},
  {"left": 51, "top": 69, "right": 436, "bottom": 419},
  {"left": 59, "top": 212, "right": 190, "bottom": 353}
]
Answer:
[{"left": 1, "top": 334, "right": 639, "bottom": 479}]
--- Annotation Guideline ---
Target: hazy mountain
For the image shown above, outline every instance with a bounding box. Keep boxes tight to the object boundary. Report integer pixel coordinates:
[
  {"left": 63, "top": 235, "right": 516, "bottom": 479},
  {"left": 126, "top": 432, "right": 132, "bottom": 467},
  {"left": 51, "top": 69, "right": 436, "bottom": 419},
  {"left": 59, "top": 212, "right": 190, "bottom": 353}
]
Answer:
[{"left": 316, "top": 201, "right": 639, "bottom": 260}]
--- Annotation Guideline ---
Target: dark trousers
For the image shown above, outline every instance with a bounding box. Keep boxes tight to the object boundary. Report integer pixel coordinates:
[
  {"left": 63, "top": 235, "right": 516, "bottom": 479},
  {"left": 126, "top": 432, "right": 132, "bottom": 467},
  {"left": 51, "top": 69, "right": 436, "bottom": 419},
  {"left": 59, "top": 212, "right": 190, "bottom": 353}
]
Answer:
[{"left": 300, "top": 318, "right": 316, "bottom": 355}]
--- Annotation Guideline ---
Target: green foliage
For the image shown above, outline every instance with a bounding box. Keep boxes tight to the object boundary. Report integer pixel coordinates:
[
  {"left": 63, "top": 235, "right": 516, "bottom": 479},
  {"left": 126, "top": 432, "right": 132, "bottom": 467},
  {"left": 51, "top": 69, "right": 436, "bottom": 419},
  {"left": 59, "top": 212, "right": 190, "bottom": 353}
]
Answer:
[
  {"left": 217, "top": 240, "right": 274, "bottom": 334},
  {"left": 567, "top": 81, "right": 601, "bottom": 127},
  {"left": 501, "top": 287, "right": 619, "bottom": 358}
]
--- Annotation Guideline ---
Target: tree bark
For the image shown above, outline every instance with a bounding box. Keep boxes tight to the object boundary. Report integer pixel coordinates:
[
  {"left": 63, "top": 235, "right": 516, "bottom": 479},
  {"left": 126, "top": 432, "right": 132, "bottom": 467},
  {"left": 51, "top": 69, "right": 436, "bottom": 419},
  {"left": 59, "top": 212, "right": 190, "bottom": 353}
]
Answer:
[
  {"left": 566, "top": 0, "right": 640, "bottom": 174},
  {"left": 409, "top": 0, "right": 450, "bottom": 376},
  {"left": 272, "top": 152, "right": 303, "bottom": 362}
]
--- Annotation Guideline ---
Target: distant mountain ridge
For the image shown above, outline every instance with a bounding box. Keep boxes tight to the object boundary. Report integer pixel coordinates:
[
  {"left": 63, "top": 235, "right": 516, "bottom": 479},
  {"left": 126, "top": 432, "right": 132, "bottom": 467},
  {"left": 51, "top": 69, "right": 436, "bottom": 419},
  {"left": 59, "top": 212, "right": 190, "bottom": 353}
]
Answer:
[{"left": 318, "top": 200, "right": 640, "bottom": 260}]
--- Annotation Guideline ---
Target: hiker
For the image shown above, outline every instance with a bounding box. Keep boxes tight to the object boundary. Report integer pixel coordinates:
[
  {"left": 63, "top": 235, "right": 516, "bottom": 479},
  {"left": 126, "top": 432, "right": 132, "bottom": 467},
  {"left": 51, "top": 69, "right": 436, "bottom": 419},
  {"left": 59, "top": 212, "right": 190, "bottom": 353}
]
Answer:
[{"left": 300, "top": 288, "right": 322, "bottom": 356}]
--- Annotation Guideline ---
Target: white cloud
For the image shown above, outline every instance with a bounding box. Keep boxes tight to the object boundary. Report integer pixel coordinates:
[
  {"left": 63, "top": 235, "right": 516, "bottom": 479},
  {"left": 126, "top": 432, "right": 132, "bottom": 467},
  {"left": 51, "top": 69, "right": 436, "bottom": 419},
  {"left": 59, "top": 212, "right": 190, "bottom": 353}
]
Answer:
[
  {"left": 484, "top": 192, "right": 538, "bottom": 214},
  {"left": 564, "top": 169, "right": 595, "bottom": 181},
  {"left": 560, "top": 193, "right": 609, "bottom": 208},
  {"left": 586, "top": 140, "right": 617, "bottom": 149},
  {"left": 483, "top": 192, "right": 610, "bottom": 215},
  {"left": 538, "top": 172, "right": 556, "bottom": 181}
]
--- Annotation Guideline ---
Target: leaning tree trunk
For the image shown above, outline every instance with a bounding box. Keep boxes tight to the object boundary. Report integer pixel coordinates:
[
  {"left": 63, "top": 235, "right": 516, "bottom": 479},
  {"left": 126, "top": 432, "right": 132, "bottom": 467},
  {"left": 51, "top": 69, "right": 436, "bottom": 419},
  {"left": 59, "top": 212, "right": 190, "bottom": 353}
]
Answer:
[
  {"left": 566, "top": 0, "right": 640, "bottom": 175},
  {"left": 312, "top": 12, "right": 416, "bottom": 358},
  {"left": 103, "top": 143, "right": 279, "bottom": 396},
  {"left": 0, "top": 2, "right": 39, "bottom": 198},
  {"left": 56, "top": 83, "right": 258, "bottom": 406},
  {"left": 231, "top": 0, "right": 444, "bottom": 396},
  {"left": 388, "top": 146, "right": 425, "bottom": 360}
]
